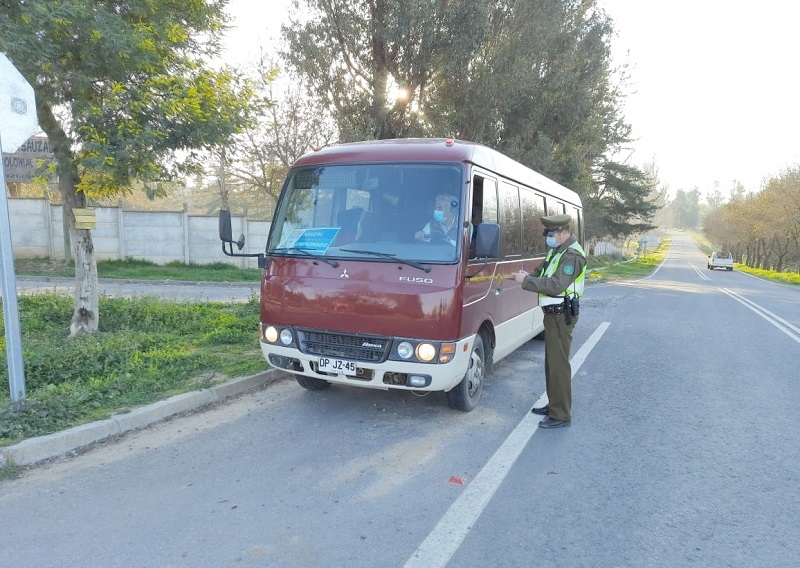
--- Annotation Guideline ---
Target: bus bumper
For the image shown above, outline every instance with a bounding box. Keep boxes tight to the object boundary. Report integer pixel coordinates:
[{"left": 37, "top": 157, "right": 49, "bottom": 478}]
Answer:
[{"left": 259, "top": 339, "right": 475, "bottom": 392}]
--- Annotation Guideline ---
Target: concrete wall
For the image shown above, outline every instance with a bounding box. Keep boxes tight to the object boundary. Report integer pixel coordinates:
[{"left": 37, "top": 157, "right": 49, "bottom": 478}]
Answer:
[{"left": 7, "top": 198, "right": 270, "bottom": 269}]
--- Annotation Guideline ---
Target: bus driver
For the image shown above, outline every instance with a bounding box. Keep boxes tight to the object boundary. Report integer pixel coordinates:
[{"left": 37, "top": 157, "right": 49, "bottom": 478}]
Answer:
[{"left": 414, "top": 194, "right": 459, "bottom": 245}]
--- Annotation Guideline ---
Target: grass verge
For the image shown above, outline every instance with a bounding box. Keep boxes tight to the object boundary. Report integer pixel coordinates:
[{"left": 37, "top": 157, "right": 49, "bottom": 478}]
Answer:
[
  {"left": 0, "top": 294, "right": 266, "bottom": 446},
  {"left": 14, "top": 257, "right": 262, "bottom": 282},
  {"left": 586, "top": 237, "right": 671, "bottom": 284}
]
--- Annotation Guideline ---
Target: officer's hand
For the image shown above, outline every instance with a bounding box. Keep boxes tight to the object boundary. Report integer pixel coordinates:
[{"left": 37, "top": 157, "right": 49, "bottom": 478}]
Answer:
[{"left": 513, "top": 270, "right": 527, "bottom": 284}]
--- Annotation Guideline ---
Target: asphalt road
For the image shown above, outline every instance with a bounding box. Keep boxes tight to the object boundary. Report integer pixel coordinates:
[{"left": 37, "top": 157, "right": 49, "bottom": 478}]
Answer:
[{"left": 2, "top": 232, "right": 799, "bottom": 568}]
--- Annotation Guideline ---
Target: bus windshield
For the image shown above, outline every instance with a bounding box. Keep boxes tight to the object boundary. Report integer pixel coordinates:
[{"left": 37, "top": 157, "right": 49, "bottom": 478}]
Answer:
[{"left": 267, "top": 163, "right": 465, "bottom": 263}]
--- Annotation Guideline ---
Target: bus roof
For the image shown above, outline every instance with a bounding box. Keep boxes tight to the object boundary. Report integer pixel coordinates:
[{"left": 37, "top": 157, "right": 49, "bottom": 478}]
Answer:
[{"left": 292, "top": 138, "right": 581, "bottom": 205}]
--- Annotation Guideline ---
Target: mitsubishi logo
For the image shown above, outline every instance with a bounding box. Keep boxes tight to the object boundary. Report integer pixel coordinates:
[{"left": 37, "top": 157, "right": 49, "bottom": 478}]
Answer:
[{"left": 340, "top": 269, "right": 349, "bottom": 278}]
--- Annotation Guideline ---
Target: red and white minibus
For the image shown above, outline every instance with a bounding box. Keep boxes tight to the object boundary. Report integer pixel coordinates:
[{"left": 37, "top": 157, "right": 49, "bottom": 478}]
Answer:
[{"left": 220, "top": 138, "right": 583, "bottom": 411}]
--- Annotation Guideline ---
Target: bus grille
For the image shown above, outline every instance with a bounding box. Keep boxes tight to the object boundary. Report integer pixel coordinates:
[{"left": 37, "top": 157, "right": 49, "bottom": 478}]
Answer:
[{"left": 297, "top": 330, "right": 390, "bottom": 362}]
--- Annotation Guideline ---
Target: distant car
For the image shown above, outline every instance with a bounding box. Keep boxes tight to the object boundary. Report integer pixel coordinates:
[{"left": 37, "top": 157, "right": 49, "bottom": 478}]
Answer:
[{"left": 708, "top": 251, "right": 733, "bottom": 271}]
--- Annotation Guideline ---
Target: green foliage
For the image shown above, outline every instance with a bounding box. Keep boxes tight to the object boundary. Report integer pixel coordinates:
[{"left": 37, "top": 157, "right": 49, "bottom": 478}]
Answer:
[
  {"left": 281, "top": 0, "right": 652, "bottom": 243},
  {"left": 586, "top": 238, "right": 671, "bottom": 283},
  {"left": 283, "top": 1, "right": 620, "bottom": 162},
  {"left": 0, "top": 0, "right": 260, "bottom": 334},
  {"left": 465, "top": 0, "right": 628, "bottom": 191},
  {"left": 584, "top": 161, "right": 660, "bottom": 241},
  {"left": 0, "top": 0, "right": 255, "bottom": 196},
  {"left": 733, "top": 265, "right": 800, "bottom": 286},
  {"left": 663, "top": 189, "right": 702, "bottom": 230},
  {"left": 14, "top": 257, "right": 262, "bottom": 282},
  {"left": 0, "top": 295, "right": 266, "bottom": 445},
  {"left": 224, "top": 55, "right": 336, "bottom": 215}
]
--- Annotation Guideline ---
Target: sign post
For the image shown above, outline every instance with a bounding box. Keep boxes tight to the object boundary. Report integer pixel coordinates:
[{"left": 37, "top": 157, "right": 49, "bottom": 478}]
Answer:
[{"left": 0, "top": 52, "right": 39, "bottom": 412}]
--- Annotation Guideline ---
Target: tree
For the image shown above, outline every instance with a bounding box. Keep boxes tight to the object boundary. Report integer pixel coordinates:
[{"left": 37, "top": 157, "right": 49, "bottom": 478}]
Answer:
[
  {"left": 282, "top": 0, "right": 486, "bottom": 140},
  {"left": 281, "top": 1, "right": 646, "bottom": 230},
  {"left": 438, "top": 0, "right": 631, "bottom": 193},
  {"left": 665, "top": 189, "right": 701, "bottom": 230},
  {"left": 0, "top": 0, "right": 254, "bottom": 334},
  {"left": 279, "top": 0, "right": 666, "bottom": 255},
  {"left": 582, "top": 161, "right": 659, "bottom": 242},
  {"left": 704, "top": 167, "right": 800, "bottom": 271},
  {"left": 222, "top": 55, "right": 337, "bottom": 219}
]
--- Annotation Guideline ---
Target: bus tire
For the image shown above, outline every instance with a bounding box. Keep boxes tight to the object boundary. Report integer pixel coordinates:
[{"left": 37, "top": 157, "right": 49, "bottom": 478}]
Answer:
[
  {"left": 295, "top": 374, "right": 331, "bottom": 391},
  {"left": 446, "top": 333, "right": 485, "bottom": 412}
]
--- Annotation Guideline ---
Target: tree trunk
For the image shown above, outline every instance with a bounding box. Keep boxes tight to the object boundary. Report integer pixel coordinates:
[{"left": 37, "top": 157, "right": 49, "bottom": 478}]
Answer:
[
  {"left": 37, "top": 102, "right": 99, "bottom": 335},
  {"left": 61, "top": 177, "right": 99, "bottom": 335}
]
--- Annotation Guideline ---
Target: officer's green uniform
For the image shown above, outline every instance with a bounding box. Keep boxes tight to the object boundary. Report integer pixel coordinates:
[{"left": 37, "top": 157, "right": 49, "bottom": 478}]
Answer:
[{"left": 520, "top": 214, "right": 586, "bottom": 423}]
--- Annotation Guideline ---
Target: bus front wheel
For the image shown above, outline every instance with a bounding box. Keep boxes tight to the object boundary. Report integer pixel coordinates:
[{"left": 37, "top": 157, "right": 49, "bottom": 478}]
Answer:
[
  {"left": 446, "top": 334, "right": 485, "bottom": 411},
  {"left": 295, "top": 374, "right": 331, "bottom": 391}
]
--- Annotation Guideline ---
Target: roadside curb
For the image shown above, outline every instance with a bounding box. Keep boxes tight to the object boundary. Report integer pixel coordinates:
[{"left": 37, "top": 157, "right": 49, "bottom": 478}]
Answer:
[{"left": 1, "top": 369, "right": 289, "bottom": 468}]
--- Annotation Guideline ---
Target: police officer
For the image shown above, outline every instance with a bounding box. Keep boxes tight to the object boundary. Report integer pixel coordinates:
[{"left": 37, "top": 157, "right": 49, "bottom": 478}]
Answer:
[{"left": 514, "top": 214, "right": 586, "bottom": 428}]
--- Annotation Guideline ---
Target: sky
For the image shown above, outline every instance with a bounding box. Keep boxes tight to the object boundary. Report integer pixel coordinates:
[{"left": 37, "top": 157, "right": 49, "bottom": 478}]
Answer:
[{"left": 221, "top": 0, "right": 800, "bottom": 197}]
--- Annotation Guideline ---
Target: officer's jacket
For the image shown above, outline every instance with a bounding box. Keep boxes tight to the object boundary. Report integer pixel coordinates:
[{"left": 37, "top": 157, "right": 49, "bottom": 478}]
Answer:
[{"left": 521, "top": 236, "right": 586, "bottom": 306}]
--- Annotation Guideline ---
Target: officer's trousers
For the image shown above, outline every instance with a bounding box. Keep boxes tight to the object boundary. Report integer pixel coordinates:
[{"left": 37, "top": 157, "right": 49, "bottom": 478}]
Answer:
[{"left": 543, "top": 312, "right": 578, "bottom": 421}]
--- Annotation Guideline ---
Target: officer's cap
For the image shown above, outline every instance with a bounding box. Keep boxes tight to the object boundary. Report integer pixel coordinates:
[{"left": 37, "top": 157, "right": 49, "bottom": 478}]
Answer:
[{"left": 541, "top": 213, "right": 571, "bottom": 235}]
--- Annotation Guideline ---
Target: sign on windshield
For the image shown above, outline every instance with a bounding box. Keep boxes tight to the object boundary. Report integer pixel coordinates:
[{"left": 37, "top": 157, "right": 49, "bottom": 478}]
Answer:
[{"left": 281, "top": 227, "right": 340, "bottom": 252}]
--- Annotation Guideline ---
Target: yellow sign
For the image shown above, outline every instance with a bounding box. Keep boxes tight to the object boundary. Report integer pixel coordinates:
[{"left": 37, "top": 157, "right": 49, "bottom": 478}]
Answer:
[{"left": 72, "top": 207, "right": 96, "bottom": 230}]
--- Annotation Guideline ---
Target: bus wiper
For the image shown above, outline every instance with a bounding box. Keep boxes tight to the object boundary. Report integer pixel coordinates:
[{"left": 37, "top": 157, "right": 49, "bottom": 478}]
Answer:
[
  {"left": 273, "top": 247, "right": 340, "bottom": 268},
  {"left": 340, "top": 248, "right": 431, "bottom": 273}
]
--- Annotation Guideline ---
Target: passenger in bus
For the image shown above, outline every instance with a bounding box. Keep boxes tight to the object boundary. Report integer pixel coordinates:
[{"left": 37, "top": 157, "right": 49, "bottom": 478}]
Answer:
[
  {"left": 333, "top": 206, "right": 365, "bottom": 245},
  {"left": 514, "top": 213, "right": 586, "bottom": 429},
  {"left": 414, "top": 194, "right": 460, "bottom": 245}
]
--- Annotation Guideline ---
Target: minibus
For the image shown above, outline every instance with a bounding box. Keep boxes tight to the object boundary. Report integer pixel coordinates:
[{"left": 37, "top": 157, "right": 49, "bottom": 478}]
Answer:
[{"left": 219, "top": 138, "right": 583, "bottom": 411}]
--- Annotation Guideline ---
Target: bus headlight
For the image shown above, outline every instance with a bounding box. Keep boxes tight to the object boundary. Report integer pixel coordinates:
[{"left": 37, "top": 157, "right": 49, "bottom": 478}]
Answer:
[
  {"left": 397, "top": 341, "right": 414, "bottom": 359},
  {"left": 279, "top": 328, "right": 293, "bottom": 345},
  {"left": 415, "top": 343, "right": 437, "bottom": 362},
  {"left": 263, "top": 325, "right": 279, "bottom": 343}
]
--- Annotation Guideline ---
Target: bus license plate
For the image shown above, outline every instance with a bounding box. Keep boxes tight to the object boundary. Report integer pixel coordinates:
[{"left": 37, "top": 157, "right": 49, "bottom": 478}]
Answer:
[{"left": 318, "top": 357, "right": 357, "bottom": 375}]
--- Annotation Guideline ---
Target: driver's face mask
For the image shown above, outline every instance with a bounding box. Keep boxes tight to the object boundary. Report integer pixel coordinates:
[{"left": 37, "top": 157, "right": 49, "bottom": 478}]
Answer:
[{"left": 433, "top": 210, "right": 446, "bottom": 223}]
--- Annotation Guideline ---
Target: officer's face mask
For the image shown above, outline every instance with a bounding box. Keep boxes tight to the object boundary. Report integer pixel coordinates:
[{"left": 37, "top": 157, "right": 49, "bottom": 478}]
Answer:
[
  {"left": 433, "top": 210, "right": 446, "bottom": 223},
  {"left": 545, "top": 236, "right": 559, "bottom": 248}
]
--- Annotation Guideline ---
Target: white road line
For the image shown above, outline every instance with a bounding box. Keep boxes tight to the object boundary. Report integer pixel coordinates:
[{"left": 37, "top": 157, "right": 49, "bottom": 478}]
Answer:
[
  {"left": 720, "top": 287, "right": 800, "bottom": 344},
  {"left": 404, "top": 322, "right": 612, "bottom": 568},
  {"left": 688, "top": 261, "right": 711, "bottom": 280}
]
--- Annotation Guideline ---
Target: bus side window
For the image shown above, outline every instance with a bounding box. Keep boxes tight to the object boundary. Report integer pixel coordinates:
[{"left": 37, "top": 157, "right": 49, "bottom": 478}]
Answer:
[
  {"left": 522, "top": 189, "right": 547, "bottom": 254},
  {"left": 545, "top": 200, "right": 565, "bottom": 216},
  {"left": 499, "top": 180, "right": 521, "bottom": 257},
  {"left": 481, "top": 177, "right": 498, "bottom": 225},
  {"left": 471, "top": 176, "right": 498, "bottom": 259}
]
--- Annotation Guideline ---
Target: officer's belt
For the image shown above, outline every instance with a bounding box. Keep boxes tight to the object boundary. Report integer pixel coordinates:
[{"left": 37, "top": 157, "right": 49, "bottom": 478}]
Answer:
[{"left": 541, "top": 304, "right": 565, "bottom": 314}]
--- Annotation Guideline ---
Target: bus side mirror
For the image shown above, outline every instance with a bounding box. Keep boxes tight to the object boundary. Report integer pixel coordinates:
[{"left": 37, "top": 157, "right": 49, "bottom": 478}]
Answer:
[
  {"left": 219, "top": 209, "right": 245, "bottom": 251},
  {"left": 219, "top": 209, "right": 233, "bottom": 242},
  {"left": 474, "top": 223, "right": 500, "bottom": 258}
]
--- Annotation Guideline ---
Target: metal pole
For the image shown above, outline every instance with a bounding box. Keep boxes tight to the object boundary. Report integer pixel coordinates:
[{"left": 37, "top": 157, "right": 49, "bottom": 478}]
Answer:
[{"left": 0, "top": 135, "right": 28, "bottom": 411}]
